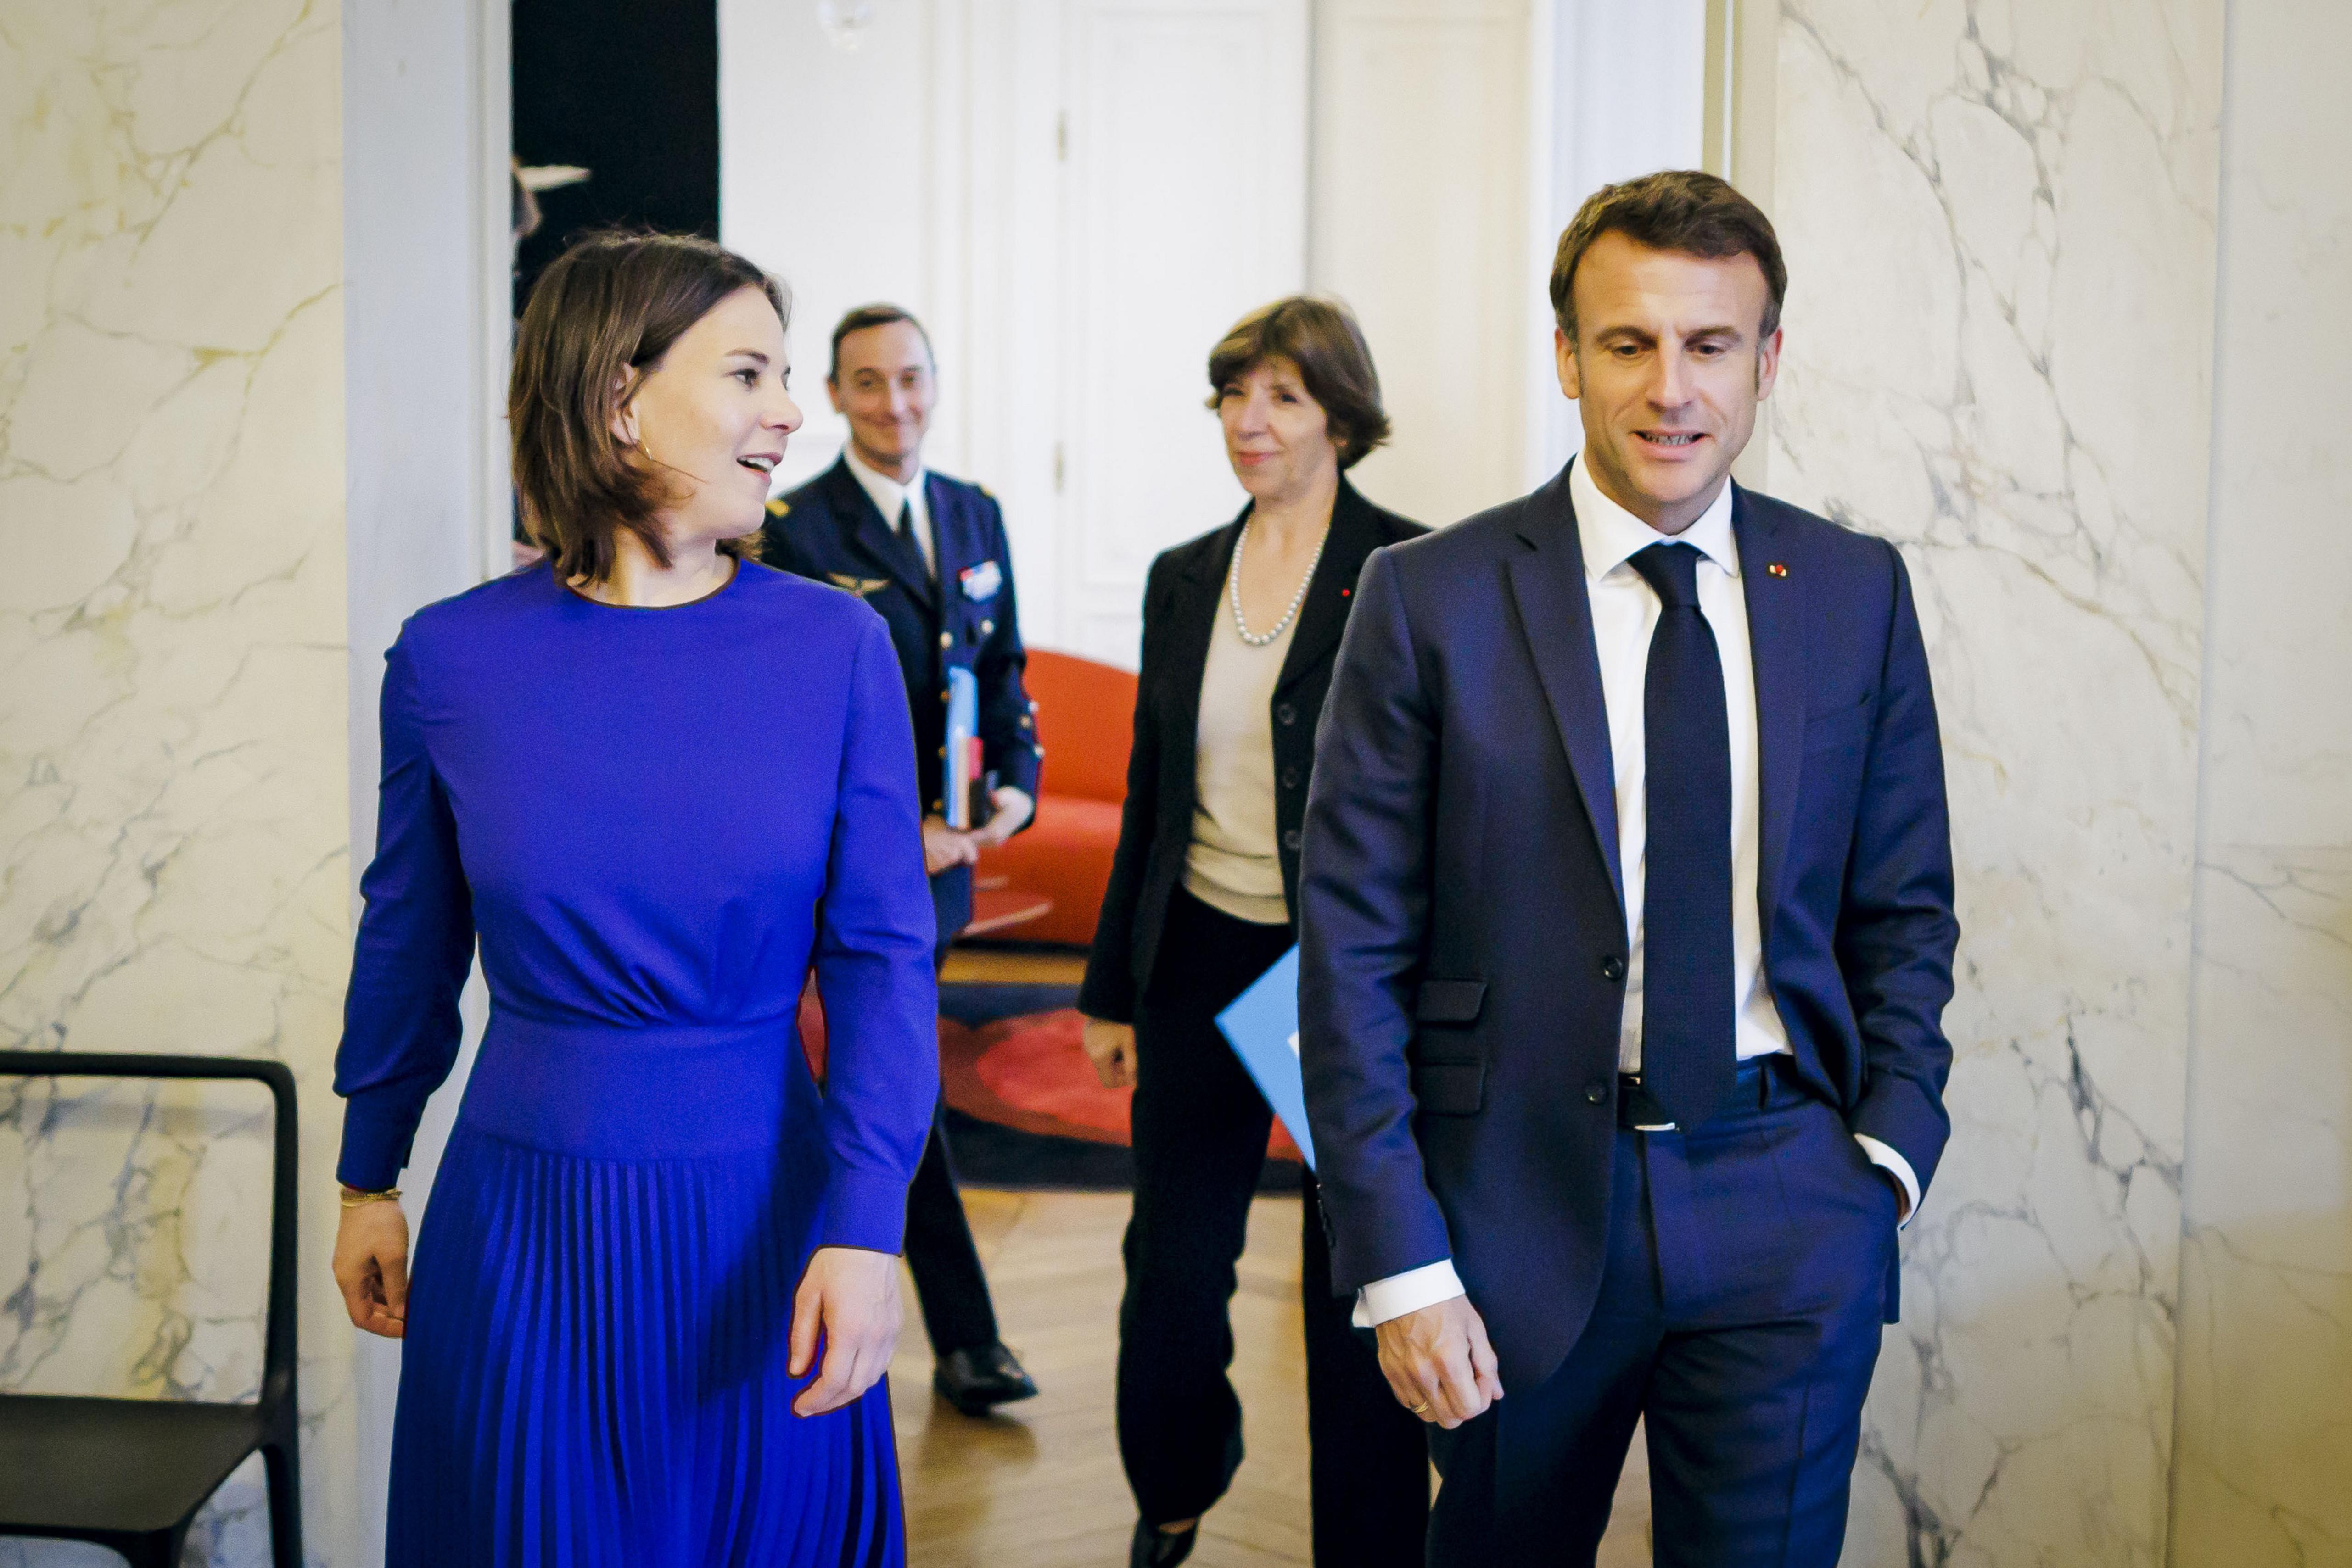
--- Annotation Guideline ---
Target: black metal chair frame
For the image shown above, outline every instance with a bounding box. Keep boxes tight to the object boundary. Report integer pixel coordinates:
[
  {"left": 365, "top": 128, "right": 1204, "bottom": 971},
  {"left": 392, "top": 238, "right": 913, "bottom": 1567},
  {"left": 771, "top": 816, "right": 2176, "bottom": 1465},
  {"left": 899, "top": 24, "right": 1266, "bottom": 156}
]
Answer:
[{"left": 0, "top": 1052, "right": 302, "bottom": 1568}]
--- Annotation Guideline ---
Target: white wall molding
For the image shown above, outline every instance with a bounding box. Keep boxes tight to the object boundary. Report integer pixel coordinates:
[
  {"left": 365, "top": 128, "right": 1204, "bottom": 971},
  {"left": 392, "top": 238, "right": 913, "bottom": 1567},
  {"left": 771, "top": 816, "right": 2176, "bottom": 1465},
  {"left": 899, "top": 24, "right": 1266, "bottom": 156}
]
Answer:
[{"left": 342, "top": 0, "right": 507, "bottom": 1554}]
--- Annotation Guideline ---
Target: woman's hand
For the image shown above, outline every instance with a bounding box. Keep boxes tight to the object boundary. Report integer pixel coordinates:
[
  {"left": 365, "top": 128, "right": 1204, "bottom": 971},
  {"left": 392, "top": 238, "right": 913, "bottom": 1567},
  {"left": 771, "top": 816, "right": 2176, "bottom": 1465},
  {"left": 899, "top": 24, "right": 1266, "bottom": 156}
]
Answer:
[
  {"left": 332, "top": 1196, "right": 412, "bottom": 1339},
  {"left": 789, "top": 1246, "right": 905, "bottom": 1417},
  {"left": 921, "top": 815, "right": 982, "bottom": 877},
  {"left": 1081, "top": 1016, "right": 1138, "bottom": 1090}
]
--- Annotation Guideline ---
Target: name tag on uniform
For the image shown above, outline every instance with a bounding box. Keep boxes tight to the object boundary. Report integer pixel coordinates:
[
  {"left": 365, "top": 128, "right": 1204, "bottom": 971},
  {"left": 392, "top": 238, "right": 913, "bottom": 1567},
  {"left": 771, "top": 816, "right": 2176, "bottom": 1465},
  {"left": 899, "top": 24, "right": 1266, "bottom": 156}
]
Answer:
[{"left": 959, "top": 560, "right": 1002, "bottom": 602}]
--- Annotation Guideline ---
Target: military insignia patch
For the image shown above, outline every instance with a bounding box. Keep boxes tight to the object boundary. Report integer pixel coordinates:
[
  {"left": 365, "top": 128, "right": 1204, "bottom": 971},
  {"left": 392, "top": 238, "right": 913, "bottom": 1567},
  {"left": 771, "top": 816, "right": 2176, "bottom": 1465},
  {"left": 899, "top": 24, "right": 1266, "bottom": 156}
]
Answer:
[
  {"left": 765, "top": 499, "right": 791, "bottom": 518},
  {"left": 827, "top": 573, "right": 890, "bottom": 598},
  {"left": 958, "top": 560, "right": 1002, "bottom": 601}
]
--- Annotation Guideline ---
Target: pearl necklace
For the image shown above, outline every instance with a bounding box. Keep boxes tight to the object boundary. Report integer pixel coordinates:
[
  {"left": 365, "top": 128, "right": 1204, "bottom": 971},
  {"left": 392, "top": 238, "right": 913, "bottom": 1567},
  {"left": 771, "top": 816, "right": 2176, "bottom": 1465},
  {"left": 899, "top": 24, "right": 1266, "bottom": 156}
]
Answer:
[{"left": 1230, "top": 518, "right": 1327, "bottom": 647}]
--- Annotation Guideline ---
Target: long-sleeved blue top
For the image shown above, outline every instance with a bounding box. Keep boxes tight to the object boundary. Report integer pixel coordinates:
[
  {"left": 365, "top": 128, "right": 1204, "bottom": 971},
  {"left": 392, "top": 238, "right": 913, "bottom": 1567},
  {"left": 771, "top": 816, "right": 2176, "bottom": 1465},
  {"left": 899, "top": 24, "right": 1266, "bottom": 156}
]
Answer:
[{"left": 332, "top": 561, "right": 939, "bottom": 1254}]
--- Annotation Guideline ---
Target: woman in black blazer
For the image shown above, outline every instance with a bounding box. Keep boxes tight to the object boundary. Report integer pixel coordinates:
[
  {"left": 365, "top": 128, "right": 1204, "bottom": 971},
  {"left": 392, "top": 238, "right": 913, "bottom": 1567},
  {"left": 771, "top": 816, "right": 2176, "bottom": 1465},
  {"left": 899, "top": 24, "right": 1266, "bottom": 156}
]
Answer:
[{"left": 1079, "top": 298, "right": 1429, "bottom": 1568}]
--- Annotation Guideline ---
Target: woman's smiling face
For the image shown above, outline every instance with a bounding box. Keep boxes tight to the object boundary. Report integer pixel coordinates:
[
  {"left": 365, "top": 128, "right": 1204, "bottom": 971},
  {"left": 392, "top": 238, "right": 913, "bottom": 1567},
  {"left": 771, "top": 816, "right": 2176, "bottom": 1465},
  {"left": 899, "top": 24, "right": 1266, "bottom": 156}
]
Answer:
[
  {"left": 617, "top": 285, "right": 804, "bottom": 546},
  {"left": 1218, "top": 355, "right": 1339, "bottom": 507}
]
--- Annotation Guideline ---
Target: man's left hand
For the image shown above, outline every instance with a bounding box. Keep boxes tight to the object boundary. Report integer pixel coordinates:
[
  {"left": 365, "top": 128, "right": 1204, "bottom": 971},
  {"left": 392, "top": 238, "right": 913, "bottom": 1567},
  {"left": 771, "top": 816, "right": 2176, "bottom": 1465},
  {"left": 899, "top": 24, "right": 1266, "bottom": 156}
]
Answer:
[{"left": 970, "top": 787, "right": 1034, "bottom": 848}]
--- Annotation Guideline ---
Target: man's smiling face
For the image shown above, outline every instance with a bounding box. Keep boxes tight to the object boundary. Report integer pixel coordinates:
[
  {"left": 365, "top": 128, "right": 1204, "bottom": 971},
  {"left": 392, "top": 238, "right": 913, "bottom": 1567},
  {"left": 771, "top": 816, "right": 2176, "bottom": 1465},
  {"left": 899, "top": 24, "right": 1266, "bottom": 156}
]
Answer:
[{"left": 1556, "top": 229, "right": 1781, "bottom": 535}]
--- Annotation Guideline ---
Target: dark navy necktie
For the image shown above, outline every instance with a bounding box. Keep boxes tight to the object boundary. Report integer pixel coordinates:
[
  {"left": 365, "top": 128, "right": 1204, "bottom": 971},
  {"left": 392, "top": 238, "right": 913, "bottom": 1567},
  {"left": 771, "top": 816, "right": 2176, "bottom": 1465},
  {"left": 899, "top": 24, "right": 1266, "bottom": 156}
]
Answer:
[
  {"left": 894, "top": 498, "right": 929, "bottom": 582},
  {"left": 1629, "top": 542, "right": 1737, "bottom": 1126}
]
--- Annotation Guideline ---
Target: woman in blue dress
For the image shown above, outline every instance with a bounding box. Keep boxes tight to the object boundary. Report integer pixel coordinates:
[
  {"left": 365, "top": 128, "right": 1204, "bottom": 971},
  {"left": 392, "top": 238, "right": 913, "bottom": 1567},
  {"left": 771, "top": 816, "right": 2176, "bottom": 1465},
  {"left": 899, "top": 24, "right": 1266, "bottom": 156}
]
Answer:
[{"left": 328, "top": 232, "right": 938, "bottom": 1566}]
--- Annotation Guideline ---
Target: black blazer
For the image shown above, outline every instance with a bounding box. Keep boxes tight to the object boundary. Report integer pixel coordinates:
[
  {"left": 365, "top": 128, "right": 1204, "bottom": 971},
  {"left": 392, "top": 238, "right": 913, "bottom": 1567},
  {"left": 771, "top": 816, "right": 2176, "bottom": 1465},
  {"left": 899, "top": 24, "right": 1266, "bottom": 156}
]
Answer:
[{"left": 1079, "top": 478, "right": 1424, "bottom": 1022}]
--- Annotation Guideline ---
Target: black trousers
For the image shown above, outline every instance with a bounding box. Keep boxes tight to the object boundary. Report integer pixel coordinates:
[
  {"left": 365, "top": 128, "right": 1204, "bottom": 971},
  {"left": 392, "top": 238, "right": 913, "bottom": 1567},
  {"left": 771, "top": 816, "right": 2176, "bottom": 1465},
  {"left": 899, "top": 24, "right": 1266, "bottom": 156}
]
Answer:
[
  {"left": 902, "top": 882, "right": 998, "bottom": 1357},
  {"left": 1119, "top": 886, "right": 1429, "bottom": 1566},
  {"left": 903, "top": 1096, "right": 998, "bottom": 1354}
]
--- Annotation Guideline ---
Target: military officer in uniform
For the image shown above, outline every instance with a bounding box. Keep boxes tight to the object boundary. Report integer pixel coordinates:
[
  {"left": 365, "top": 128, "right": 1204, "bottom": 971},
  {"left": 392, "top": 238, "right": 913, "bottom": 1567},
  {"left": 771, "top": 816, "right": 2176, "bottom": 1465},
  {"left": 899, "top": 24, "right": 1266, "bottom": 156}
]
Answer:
[{"left": 763, "top": 303, "right": 1043, "bottom": 1417}]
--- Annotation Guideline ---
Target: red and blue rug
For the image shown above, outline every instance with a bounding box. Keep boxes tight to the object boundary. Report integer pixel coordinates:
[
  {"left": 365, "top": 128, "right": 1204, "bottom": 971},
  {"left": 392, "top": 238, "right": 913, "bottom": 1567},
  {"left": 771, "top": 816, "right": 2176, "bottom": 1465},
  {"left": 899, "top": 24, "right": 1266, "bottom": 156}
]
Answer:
[{"left": 800, "top": 981, "right": 1303, "bottom": 1192}]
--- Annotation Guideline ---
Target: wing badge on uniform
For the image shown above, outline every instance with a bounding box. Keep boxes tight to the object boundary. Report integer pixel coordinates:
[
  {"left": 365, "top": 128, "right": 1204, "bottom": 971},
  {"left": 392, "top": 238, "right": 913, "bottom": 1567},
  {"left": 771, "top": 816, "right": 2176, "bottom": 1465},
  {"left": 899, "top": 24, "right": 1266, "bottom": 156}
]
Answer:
[{"left": 826, "top": 573, "right": 890, "bottom": 598}]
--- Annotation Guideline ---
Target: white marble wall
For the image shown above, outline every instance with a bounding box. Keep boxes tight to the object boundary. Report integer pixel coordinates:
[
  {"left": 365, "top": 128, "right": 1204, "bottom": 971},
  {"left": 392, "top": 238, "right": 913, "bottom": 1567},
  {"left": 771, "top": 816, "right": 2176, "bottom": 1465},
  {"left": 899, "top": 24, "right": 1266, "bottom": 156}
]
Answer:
[
  {"left": 0, "top": 1, "right": 355, "bottom": 1563},
  {"left": 1764, "top": 2, "right": 2223, "bottom": 1561},
  {"left": 2171, "top": 1, "right": 2352, "bottom": 1561}
]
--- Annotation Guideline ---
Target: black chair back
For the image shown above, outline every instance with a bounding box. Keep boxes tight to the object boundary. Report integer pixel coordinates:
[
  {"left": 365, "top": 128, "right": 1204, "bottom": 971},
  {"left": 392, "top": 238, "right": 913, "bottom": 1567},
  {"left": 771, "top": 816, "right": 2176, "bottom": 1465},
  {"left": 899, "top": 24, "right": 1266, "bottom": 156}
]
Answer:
[
  {"left": 0, "top": 1051, "right": 305, "bottom": 1566},
  {"left": 0, "top": 1051, "right": 298, "bottom": 1403}
]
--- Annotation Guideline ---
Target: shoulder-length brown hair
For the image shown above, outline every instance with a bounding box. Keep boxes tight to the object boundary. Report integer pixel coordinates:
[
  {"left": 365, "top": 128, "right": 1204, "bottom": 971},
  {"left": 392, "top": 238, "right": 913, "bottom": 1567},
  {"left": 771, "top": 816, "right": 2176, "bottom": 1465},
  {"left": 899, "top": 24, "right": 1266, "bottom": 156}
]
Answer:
[
  {"left": 510, "top": 230, "right": 790, "bottom": 583},
  {"left": 1204, "top": 296, "right": 1390, "bottom": 469}
]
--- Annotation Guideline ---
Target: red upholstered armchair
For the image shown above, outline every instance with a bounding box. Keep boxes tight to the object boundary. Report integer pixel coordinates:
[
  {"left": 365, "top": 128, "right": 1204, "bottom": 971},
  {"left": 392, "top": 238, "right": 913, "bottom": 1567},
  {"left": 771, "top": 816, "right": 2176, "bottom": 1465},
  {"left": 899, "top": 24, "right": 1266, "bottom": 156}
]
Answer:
[{"left": 973, "top": 649, "right": 1134, "bottom": 948}]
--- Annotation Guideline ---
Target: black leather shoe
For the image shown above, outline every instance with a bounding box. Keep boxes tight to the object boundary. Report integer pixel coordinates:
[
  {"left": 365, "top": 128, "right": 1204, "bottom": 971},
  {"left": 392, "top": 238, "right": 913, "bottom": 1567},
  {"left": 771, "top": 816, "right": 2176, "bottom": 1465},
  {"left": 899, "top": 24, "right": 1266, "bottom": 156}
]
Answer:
[
  {"left": 1129, "top": 1520, "right": 1198, "bottom": 1568},
  {"left": 931, "top": 1343, "right": 1038, "bottom": 1416}
]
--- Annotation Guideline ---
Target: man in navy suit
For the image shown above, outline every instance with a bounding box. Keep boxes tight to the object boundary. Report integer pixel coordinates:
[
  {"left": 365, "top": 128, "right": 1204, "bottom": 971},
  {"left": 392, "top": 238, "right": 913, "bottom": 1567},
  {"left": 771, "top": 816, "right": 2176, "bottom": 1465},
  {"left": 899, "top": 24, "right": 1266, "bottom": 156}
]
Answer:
[
  {"left": 1298, "top": 171, "right": 1958, "bottom": 1564},
  {"left": 762, "top": 304, "right": 1043, "bottom": 1417}
]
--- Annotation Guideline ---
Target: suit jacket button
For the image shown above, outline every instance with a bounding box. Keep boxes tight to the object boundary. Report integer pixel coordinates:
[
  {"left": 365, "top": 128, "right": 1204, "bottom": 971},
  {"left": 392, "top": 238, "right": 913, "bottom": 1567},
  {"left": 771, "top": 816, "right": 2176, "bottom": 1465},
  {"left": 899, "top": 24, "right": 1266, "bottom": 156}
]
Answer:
[
  {"left": 980, "top": 618, "right": 994, "bottom": 636},
  {"left": 1280, "top": 766, "right": 1300, "bottom": 790},
  {"left": 1600, "top": 954, "right": 1626, "bottom": 983},
  {"left": 1275, "top": 702, "right": 1297, "bottom": 725},
  {"left": 1584, "top": 1080, "right": 1609, "bottom": 1106},
  {"left": 1282, "top": 828, "right": 1303, "bottom": 851}
]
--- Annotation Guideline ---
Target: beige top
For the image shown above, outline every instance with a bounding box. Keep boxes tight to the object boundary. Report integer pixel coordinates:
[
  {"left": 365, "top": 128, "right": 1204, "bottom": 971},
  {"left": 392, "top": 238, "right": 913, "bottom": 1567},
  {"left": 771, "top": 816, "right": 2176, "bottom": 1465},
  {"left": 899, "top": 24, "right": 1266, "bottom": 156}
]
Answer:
[{"left": 1182, "top": 552, "right": 1298, "bottom": 927}]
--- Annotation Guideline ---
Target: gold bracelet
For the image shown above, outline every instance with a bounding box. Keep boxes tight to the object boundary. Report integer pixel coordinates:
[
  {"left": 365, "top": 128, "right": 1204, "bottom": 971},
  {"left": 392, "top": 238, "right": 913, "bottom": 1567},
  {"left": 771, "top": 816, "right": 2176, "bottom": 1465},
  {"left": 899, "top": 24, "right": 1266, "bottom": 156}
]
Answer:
[{"left": 339, "top": 1186, "right": 402, "bottom": 1209}]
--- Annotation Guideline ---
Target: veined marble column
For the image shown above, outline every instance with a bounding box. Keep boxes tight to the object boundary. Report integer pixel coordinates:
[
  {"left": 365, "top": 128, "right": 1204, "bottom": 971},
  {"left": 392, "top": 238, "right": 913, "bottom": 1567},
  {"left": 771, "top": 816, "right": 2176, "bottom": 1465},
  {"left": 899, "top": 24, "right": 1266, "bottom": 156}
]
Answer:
[
  {"left": 1764, "top": 2, "right": 2223, "bottom": 1562},
  {"left": 2172, "top": 1, "right": 2352, "bottom": 1561},
  {"left": 0, "top": 1, "right": 356, "bottom": 1563}
]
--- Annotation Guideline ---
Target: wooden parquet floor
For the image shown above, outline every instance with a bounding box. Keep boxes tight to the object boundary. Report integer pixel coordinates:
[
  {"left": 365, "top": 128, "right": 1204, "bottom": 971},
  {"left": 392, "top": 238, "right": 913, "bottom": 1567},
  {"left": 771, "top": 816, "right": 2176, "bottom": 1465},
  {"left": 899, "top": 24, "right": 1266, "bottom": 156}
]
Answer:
[{"left": 889, "top": 1188, "right": 1654, "bottom": 1567}]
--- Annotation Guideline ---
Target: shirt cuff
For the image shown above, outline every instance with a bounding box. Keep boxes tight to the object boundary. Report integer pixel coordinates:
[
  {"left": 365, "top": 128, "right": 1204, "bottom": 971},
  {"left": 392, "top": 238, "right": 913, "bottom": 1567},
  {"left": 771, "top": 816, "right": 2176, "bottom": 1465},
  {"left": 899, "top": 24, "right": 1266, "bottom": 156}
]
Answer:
[
  {"left": 1350, "top": 1258, "right": 1467, "bottom": 1328},
  {"left": 1854, "top": 1133, "right": 1921, "bottom": 1226}
]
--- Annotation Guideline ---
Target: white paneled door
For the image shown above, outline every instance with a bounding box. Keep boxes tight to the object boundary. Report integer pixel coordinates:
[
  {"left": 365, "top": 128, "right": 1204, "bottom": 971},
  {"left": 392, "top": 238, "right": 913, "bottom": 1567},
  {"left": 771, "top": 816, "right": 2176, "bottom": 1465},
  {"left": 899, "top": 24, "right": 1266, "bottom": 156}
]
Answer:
[
  {"left": 1059, "top": 0, "right": 1310, "bottom": 668},
  {"left": 1311, "top": 0, "right": 1532, "bottom": 530}
]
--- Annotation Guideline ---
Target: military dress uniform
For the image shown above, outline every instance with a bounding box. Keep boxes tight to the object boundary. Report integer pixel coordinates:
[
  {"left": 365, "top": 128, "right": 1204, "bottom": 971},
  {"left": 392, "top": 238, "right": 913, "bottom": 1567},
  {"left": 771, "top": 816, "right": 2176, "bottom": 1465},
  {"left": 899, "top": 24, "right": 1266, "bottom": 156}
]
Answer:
[{"left": 763, "top": 452, "right": 1042, "bottom": 1379}]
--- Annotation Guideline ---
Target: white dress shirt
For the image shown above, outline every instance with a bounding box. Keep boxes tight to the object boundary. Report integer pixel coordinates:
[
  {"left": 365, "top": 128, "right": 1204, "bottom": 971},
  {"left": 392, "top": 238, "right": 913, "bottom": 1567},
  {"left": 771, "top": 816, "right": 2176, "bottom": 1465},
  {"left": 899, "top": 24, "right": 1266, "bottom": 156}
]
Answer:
[
  {"left": 843, "top": 445, "right": 934, "bottom": 579},
  {"left": 1355, "top": 459, "right": 1919, "bottom": 1329}
]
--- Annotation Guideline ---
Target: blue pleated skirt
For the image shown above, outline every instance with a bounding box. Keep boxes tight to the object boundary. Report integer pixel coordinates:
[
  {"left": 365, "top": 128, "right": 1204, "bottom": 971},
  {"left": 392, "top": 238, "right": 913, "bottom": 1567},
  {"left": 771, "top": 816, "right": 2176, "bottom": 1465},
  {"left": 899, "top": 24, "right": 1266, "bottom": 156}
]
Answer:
[{"left": 387, "top": 1017, "right": 905, "bottom": 1567}]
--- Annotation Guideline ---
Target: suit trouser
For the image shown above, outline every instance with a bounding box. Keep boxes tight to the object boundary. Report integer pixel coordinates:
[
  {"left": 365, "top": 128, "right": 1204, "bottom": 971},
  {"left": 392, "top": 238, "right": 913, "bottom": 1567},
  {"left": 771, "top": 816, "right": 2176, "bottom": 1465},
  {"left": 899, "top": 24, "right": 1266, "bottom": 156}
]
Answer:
[
  {"left": 1424, "top": 1061, "right": 1895, "bottom": 1567},
  {"left": 901, "top": 871, "right": 999, "bottom": 1357},
  {"left": 1120, "top": 886, "right": 1429, "bottom": 1567}
]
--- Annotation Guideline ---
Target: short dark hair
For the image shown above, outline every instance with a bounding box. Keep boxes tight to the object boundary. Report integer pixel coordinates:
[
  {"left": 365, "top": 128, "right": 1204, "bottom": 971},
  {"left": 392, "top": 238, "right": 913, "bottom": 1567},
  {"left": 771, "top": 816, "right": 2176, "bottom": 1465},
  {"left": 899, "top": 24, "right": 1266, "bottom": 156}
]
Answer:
[
  {"left": 829, "top": 303, "right": 934, "bottom": 382},
  {"left": 510, "top": 230, "right": 788, "bottom": 583},
  {"left": 1550, "top": 170, "right": 1786, "bottom": 346},
  {"left": 1204, "top": 296, "right": 1391, "bottom": 470}
]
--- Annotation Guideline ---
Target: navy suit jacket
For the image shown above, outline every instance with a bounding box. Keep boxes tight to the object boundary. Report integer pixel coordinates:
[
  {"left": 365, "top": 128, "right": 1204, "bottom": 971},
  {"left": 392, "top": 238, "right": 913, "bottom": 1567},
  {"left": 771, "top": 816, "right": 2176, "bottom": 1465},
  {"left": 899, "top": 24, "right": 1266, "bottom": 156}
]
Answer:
[
  {"left": 762, "top": 457, "right": 1041, "bottom": 938},
  {"left": 1297, "top": 465, "right": 1958, "bottom": 1392}
]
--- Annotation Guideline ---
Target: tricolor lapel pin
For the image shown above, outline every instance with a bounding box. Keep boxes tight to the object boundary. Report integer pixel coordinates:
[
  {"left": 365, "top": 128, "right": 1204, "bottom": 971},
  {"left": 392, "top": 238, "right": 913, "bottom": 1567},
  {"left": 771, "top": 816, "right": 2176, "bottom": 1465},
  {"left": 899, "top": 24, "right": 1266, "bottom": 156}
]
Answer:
[{"left": 1767, "top": 562, "right": 1789, "bottom": 578}]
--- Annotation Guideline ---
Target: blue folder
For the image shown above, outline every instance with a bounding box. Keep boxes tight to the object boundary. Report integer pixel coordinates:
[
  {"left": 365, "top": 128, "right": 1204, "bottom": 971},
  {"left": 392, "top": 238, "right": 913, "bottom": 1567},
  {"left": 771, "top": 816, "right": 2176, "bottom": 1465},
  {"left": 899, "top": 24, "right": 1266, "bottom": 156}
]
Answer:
[
  {"left": 1215, "top": 946, "right": 1315, "bottom": 1172},
  {"left": 944, "top": 666, "right": 979, "bottom": 828}
]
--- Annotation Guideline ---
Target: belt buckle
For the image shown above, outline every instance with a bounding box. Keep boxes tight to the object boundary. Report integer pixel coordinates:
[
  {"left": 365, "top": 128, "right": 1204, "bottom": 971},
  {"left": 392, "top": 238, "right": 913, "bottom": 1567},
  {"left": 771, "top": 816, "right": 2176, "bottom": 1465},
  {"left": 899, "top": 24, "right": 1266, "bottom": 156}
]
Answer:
[{"left": 1618, "top": 1072, "right": 1677, "bottom": 1133}]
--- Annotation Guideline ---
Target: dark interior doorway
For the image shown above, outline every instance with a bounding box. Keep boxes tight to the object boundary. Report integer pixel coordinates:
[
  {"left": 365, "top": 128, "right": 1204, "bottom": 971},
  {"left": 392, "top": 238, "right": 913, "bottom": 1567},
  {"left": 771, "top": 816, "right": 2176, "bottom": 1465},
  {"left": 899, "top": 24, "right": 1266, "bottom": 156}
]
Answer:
[{"left": 510, "top": 0, "right": 720, "bottom": 312}]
